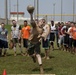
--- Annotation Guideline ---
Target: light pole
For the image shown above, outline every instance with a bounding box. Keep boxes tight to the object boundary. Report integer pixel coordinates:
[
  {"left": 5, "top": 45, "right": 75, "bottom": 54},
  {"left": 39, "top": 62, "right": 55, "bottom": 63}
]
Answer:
[
  {"left": 9, "top": 0, "right": 11, "bottom": 19},
  {"left": 37, "top": 0, "right": 39, "bottom": 20},
  {"left": 73, "top": 0, "right": 75, "bottom": 21},
  {"left": 5, "top": 0, "right": 8, "bottom": 25},
  {"left": 34, "top": 0, "right": 36, "bottom": 20},
  {"left": 53, "top": 3, "right": 55, "bottom": 21},
  {"left": 61, "top": 0, "right": 62, "bottom": 22},
  {"left": 17, "top": 0, "right": 19, "bottom": 21}
]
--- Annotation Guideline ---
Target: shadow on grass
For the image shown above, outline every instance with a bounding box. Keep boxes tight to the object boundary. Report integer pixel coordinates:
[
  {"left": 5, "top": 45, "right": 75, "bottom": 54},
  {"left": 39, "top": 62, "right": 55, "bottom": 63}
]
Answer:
[
  {"left": 44, "top": 67, "right": 53, "bottom": 72},
  {"left": 32, "top": 67, "right": 53, "bottom": 72},
  {"left": 7, "top": 53, "right": 23, "bottom": 56},
  {"left": 41, "top": 53, "right": 55, "bottom": 59},
  {"left": 7, "top": 54, "right": 13, "bottom": 56},
  {"left": 41, "top": 53, "right": 45, "bottom": 57},
  {"left": 54, "top": 48, "right": 59, "bottom": 50},
  {"left": 49, "top": 56, "right": 55, "bottom": 59}
]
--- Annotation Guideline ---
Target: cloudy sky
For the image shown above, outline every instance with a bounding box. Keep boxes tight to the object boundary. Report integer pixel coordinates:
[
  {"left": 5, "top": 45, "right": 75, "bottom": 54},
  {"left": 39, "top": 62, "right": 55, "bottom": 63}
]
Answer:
[{"left": 0, "top": 0, "right": 76, "bottom": 21}]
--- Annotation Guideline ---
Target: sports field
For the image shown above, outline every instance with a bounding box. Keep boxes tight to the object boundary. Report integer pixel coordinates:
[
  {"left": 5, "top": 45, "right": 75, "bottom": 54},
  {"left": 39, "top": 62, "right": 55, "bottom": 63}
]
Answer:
[{"left": 0, "top": 25, "right": 76, "bottom": 75}]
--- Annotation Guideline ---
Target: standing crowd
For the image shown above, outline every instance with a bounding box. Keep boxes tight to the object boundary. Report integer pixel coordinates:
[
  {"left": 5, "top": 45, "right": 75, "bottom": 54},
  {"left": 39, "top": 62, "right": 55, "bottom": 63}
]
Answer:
[{"left": 0, "top": 19, "right": 76, "bottom": 73}]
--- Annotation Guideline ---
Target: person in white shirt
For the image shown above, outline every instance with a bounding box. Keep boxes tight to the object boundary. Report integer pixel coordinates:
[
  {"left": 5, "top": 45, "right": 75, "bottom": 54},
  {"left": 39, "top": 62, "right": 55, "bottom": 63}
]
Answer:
[
  {"left": 68, "top": 22, "right": 74, "bottom": 53},
  {"left": 49, "top": 20, "right": 56, "bottom": 50},
  {"left": 40, "top": 19, "right": 50, "bottom": 59},
  {"left": 11, "top": 20, "right": 23, "bottom": 56}
]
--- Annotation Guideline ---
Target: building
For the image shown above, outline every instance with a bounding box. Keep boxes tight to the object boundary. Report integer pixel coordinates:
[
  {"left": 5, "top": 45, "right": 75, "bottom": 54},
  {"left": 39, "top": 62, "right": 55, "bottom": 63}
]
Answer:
[{"left": 10, "top": 12, "right": 25, "bottom": 21}]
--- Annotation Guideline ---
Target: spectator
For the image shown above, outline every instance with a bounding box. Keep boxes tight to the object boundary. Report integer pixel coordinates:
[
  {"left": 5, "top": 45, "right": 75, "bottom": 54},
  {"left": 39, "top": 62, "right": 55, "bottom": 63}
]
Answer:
[
  {"left": 49, "top": 20, "right": 56, "bottom": 50},
  {"left": 21, "top": 20, "right": 31, "bottom": 56},
  {"left": 11, "top": 20, "right": 23, "bottom": 56},
  {"left": 0, "top": 23, "right": 8, "bottom": 57}
]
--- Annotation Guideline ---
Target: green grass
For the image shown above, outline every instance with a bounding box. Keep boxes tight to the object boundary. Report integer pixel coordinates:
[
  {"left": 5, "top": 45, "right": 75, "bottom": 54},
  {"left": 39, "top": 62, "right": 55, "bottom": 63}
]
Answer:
[
  {"left": 0, "top": 50, "right": 76, "bottom": 75},
  {"left": 0, "top": 25, "right": 76, "bottom": 75}
]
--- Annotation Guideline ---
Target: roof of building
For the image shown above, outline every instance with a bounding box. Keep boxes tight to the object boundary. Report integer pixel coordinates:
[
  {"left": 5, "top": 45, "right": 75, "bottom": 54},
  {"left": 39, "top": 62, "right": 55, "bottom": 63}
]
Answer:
[{"left": 10, "top": 12, "right": 24, "bottom": 14}]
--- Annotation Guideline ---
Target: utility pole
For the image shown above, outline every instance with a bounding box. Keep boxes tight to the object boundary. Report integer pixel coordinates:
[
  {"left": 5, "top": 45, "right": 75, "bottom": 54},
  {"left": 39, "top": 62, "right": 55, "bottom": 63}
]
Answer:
[
  {"left": 61, "top": 0, "right": 62, "bottom": 22},
  {"left": 73, "top": 0, "right": 75, "bottom": 21},
  {"left": 9, "top": 0, "right": 11, "bottom": 19},
  {"left": 5, "top": 0, "right": 8, "bottom": 25},
  {"left": 34, "top": 0, "right": 36, "bottom": 20},
  {"left": 37, "top": 0, "right": 39, "bottom": 20},
  {"left": 53, "top": 3, "right": 55, "bottom": 21},
  {"left": 17, "top": 0, "right": 19, "bottom": 21}
]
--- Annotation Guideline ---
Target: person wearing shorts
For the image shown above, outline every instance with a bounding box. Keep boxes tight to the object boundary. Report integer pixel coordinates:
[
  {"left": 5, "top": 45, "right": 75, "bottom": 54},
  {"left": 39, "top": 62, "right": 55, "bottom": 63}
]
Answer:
[
  {"left": 69, "top": 22, "right": 76, "bottom": 54},
  {"left": 28, "top": 18, "right": 45, "bottom": 74},
  {"left": 40, "top": 19, "right": 50, "bottom": 59},
  {"left": 68, "top": 23, "right": 73, "bottom": 53},
  {"left": 49, "top": 20, "right": 56, "bottom": 50},
  {"left": 0, "top": 23, "right": 8, "bottom": 57},
  {"left": 11, "top": 20, "right": 23, "bottom": 56},
  {"left": 21, "top": 20, "right": 31, "bottom": 56}
]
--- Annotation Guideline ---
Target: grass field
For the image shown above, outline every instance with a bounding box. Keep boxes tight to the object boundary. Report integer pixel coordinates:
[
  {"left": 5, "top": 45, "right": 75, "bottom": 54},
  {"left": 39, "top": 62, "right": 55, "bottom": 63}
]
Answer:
[{"left": 0, "top": 25, "right": 76, "bottom": 75}]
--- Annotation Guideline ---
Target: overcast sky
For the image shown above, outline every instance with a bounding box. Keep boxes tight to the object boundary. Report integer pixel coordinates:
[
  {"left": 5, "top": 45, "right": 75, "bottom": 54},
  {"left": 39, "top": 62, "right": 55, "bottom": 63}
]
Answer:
[{"left": 0, "top": 0, "right": 76, "bottom": 21}]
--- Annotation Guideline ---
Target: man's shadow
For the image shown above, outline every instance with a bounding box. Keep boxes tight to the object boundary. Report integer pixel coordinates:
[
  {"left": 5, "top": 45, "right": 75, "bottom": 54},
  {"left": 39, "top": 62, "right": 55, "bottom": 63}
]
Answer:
[
  {"left": 32, "top": 67, "right": 53, "bottom": 72},
  {"left": 41, "top": 53, "right": 55, "bottom": 59}
]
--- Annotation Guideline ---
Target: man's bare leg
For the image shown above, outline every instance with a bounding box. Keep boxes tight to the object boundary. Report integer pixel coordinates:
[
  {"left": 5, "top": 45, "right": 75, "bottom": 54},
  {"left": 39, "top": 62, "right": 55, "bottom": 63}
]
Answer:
[{"left": 36, "top": 54, "right": 44, "bottom": 74}]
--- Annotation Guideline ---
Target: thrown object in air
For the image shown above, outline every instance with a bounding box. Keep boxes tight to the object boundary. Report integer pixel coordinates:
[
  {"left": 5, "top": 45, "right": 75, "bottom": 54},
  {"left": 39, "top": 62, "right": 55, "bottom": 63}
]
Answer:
[{"left": 27, "top": 5, "right": 35, "bottom": 14}]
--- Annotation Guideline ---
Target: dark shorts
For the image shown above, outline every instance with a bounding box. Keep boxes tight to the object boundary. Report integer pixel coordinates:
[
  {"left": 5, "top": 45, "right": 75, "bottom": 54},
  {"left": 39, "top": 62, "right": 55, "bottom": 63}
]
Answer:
[
  {"left": 23, "top": 39, "right": 28, "bottom": 48},
  {"left": 13, "top": 38, "right": 21, "bottom": 44},
  {"left": 42, "top": 39, "right": 49, "bottom": 49},
  {"left": 28, "top": 42, "right": 41, "bottom": 55},
  {"left": 49, "top": 33, "right": 55, "bottom": 41},
  {"left": 63, "top": 34, "right": 69, "bottom": 45},
  {"left": 73, "top": 39, "right": 76, "bottom": 47},
  {"left": 0, "top": 39, "right": 8, "bottom": 48},
  {"left": 69, "top": 38, "right": 73, "bottom": 47}
]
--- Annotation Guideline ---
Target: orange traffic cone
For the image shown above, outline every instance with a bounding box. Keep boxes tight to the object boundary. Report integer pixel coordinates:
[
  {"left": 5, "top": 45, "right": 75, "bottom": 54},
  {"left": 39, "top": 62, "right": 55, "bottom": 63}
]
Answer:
[{"left": 2, "top": 69, "right": 7, "bottom": 75}]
